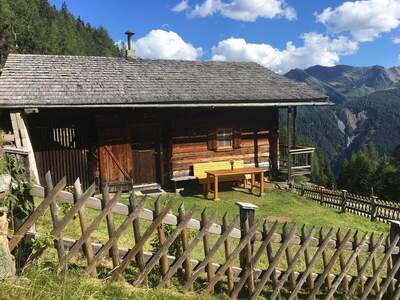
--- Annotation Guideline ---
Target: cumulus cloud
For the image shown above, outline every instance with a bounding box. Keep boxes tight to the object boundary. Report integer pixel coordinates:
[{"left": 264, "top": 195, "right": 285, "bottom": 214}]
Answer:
[
  {"left": 175, "top": 0, "right": 296, "bottom": 22},
  {"left": 211, "top": 33, "right": 358, "bottom": 73},
  {"left": 316, "top": 0, "right": 400, "bottom": 42},
  {"left": 133, "top": 29, "right": 202, "bottom": 60}
]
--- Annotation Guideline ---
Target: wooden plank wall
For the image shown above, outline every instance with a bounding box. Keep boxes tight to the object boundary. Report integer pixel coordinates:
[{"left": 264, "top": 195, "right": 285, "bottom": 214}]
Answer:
[
  {"left": 169, "top": 108, "right": 278, "bottom": 178},
  {"left": 27, "top": 108, "right": 279, "bottom": 188}
]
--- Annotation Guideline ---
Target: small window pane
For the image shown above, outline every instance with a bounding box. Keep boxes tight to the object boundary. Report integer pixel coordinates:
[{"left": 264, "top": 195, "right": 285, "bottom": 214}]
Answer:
[{"left": 217, "top": 129, "right": 233, "bottom": 149}]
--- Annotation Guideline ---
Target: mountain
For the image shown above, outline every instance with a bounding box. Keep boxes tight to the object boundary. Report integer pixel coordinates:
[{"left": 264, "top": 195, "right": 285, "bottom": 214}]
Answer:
[{"left": 285, "top": 65, "right": 400, "bottom": 173}]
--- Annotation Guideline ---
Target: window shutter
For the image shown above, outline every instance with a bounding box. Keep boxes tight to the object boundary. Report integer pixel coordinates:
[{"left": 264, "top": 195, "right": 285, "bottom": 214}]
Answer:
[
  {"left": 233, "top": 129, "right": 241, "bottom": 149},
  {"left": 207, "top": 130, "right": 217, "bottom": 151}
]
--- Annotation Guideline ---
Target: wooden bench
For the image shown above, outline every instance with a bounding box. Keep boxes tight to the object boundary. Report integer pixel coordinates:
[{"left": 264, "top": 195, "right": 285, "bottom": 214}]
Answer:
[
  {"left": 170, "top": 175, "right": 197, "bottom": 193},
  {"left": 193, "top": 160, "right": 250, "bottom": 192}
]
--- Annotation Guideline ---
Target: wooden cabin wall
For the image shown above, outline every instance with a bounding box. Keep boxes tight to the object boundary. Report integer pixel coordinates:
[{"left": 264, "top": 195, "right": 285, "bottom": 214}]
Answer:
[
  {"left": 28, "top": 108, "right": 279, "bottom": 189},
  {"left": 169, "top": 108, "right": 279, "bottom": 178}
]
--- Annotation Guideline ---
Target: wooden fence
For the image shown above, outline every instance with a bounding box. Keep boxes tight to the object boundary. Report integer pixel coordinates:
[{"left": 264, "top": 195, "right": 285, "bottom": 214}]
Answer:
[
  {"left": 293, "top": 183, "right": 400, "bottom": 223},
  {"left": 8, "top": 172, "right": 400, "bottom": 299}
]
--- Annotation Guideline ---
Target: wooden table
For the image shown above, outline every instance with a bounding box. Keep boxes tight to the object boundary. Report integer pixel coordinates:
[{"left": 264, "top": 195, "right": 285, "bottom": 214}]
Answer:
[{"left": 205, "top": 167, "right": 266, "bottom": 201}]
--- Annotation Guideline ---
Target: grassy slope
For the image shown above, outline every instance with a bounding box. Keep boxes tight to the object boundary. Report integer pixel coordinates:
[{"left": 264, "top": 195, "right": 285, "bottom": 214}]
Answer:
[
  {"left": 34, "top": 188, "right": 389, "bottom": 254},
  {"left": 32, "top": 188, "right": 388, "bottom": 275},
  {"left": 1, "top": 188, "right": 387, "bottom": 299},
  {"left": 0, "top": 264, "right": 225, "bottom": 300}
]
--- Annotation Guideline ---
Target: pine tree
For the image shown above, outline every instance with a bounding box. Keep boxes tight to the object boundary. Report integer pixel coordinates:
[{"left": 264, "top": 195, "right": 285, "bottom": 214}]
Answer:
[{"left": 0, "top": 0, "right": 119, "bottom": 67}]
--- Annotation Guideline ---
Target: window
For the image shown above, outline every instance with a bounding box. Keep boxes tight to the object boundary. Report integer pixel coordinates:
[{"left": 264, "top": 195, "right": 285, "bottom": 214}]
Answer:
[{"left": 217, "top": 129, "right": 233, "bottom": 150}]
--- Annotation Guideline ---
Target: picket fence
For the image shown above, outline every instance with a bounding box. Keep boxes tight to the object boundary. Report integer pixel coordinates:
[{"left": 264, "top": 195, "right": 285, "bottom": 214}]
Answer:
[
  {"left": 8, "top": 172, "right": 400, "bottom": 299},
  {"left": 292, "top": 183, "right": 400, "bottom": 223}
]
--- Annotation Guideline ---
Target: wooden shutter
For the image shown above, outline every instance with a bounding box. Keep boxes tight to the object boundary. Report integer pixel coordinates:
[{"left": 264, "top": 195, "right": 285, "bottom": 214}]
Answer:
[
  {"left": 207, "top": 130, "right": 217, "bottom": 151},
  {"left": 233, "top": 129, "right": 241, "bottom": 149}
]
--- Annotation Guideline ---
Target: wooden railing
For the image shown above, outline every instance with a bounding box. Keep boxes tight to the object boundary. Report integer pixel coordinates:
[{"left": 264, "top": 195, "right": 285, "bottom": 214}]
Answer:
[
  {"left": 279, "top": 145, "right": 314, "bottom": 176},
  {"left": 7, "top": 172, "right": 400, "bottom": 299},
  {"left": 293, "top": 183, "right": 400, "bottom": 223}
]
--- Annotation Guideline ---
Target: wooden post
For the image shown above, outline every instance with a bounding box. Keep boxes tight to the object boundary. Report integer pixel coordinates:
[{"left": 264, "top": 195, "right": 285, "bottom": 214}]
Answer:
[
  {"left": 73, "top": 178, "right": 96, "bottom": 276},
  {"left": 287, "top": 107, "right": 293, "bottom": 184},
  {"left": 9, "top": 112, "right": 40, "bottom": 184},
  {"left": 155, "top": 198, "right": 169, "bottom": 286},
  {"left": 301, "top": 183, "right": 305, "bottom": 196},
  {"left": 260, "top": 171, "right": 265, "bottom": 196},
  {"left": 201, "top": 209, "right": 214, "bottom": 290},
  {"left": 101, "top": 185, "right": 120, "bottom": 269},
  {"left": 370, "top": 196, "right": 378, "bottom": 221},
  {"left": 222, "top": 213, "right": 234, "bottom": 295},
  {"left": 214, "top": 175, "right": 219, "bottom": 201},
  {"left": 236, "top": 202, "right": 258, "bottom": 297},
  {"left": 268, "top": 130, "right": 279, "bottom": 178},
  {"left": 292, "top": 106, "right": 297, "bottom": 148},
  {"left": 158, "top": 143, "right": 165, "bottom": 187},
  {"left": 390, "top": 221, "right": 400, "bottom": 282},
  {"left": 129, "top": 193, "right": 146, "bottom": 283},
  {"left": 320, "top": 186, "right": 325, "bottom": 206},
  {"left": 341, "top": 190, "right": 347, "bottom": 213},
  {"left": 178, "top": 203, "right": 192, "bottom": 290}
]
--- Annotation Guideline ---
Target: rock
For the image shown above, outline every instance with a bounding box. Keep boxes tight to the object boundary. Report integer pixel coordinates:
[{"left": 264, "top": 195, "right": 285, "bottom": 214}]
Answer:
[
  {"left": 0, "top": 175, "right": 11, "bottom": 193},
  {"left": 0, "top": 209, "right": 15, "bottom": 279},
  {"left": 0, "top": 174, "right": 11, "bottom": 204}
]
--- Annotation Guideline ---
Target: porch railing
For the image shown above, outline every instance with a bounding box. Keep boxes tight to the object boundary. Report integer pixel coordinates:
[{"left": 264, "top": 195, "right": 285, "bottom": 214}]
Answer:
[{"left": 279, "top": 144, "right": 315, "bottom": 176}]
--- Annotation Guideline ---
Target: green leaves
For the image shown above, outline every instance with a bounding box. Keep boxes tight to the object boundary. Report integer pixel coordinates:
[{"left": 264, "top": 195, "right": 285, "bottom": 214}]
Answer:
[{"left": 4, "top": 154, "right": 33, "bottom": 215}]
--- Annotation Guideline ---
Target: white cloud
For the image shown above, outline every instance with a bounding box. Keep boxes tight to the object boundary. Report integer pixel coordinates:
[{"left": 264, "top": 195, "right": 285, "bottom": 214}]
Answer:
[
  {"left": 133, "top": 30, "right": 202, "bottom": 60},
  {"left": 176, "top": 0, "right": 296, "bottom": 22},
  {"left": 211, "top": 33, "right": 358, "bottom": 73},
  {"left": 393, "top": 36, "right": 400, "bottom": 44},
  {"left": 316, "top": 0, "right": 400, "bottom": 42},
  {"left": 172, "top": 0, "right": 189, "bottom": 12}
]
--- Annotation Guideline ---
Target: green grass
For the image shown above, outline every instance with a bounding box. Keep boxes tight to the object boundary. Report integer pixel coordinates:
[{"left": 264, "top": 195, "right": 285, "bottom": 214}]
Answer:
[
  {"left": 26, "top": 187, "right": 390, "bottom": 298},
  {"left": 157, "top": 188, "right": 389, "bottom": 235},
  {"left": 0, "top": 263, "right": 225, "bottom": 300}
]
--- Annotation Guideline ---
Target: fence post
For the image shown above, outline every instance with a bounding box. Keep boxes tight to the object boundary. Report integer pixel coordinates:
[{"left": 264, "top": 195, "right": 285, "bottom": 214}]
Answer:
[
  {"left": 301, "top": 183, "right": 305, "bottom": 196},
  {"left": 390, "top": 221, "right": 400, "bottom": 282},
  {"left": 236, "top": 202, "right": 258, "bottom": 297},
  {"left": 370, "top": 196, "right": 378, "bottom": 221},
  {"left": 320, "top": 186, "right": 325, "bottom": 206},
  {"left": 341, "top": 190, "right": 347, "bottom": 213}
]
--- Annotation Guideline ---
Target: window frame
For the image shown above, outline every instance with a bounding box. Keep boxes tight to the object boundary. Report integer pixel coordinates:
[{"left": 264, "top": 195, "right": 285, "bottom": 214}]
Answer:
[{"left": 216, "top": 128, "right": 234, "bottom": 151}]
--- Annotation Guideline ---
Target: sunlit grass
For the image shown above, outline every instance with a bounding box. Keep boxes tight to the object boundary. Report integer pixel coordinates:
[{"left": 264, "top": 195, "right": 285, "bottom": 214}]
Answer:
[{"left": 26, "top": 186, "right": 390, "bottom": 299}]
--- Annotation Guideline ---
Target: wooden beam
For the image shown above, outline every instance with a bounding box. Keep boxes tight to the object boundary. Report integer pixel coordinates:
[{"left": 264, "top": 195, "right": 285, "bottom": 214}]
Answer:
[
  {"left": 287, "top": 107, "right": 293, "bottom": 183},
  {"left": 292, "top": 106, "right": 297, "bottom": 148},
  {"left": 9, "top": 112, "right": 40, "bottom": 184}
]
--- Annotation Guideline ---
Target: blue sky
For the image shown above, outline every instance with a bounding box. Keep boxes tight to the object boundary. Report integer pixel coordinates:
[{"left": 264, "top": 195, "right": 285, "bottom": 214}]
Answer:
[{"left": 49, "top": 0, "right": 400, "bottom": 73}]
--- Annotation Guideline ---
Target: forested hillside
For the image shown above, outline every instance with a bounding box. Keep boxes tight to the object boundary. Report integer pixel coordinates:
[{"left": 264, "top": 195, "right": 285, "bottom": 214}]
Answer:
[
  {"left": 0, "top": 0, "right": 119, "bottom": 67},
  {"left": 286, "top": 65, "right": 400, "bottom": 173}
]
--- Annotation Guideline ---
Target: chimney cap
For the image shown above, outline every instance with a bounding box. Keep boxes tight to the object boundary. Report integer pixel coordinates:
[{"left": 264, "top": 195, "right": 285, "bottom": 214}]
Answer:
[{"left": 125, "top": 29, "right": 135, "bottom": 37}]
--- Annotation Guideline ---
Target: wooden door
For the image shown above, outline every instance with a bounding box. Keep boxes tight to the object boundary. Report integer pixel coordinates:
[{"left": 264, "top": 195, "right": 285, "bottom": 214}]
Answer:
[
  {"left": 98, "top": 128, "right": 134, "bottom": 191},
  {"left": 133, "top": 146, "right": 157, "bottom": 184}
]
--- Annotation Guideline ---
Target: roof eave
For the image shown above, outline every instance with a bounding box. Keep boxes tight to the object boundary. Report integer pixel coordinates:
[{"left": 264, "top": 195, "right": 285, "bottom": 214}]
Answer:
[{"left": 0, "top": 99, "right": 333, "bottom": 109}]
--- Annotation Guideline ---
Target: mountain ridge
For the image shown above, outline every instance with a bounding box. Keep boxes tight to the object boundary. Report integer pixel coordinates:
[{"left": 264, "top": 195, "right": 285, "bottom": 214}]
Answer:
[{"left": 285, "top": 64, "right": 400, "bottom": 173}]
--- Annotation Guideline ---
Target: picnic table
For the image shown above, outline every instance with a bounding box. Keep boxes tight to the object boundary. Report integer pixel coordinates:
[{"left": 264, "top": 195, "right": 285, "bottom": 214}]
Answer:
[{"left": 205, "top": 167, "right": 266, "bottom": 201}]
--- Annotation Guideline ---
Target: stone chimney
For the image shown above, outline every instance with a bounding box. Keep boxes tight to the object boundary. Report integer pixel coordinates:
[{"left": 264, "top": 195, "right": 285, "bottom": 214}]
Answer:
[{"left": 125, "top": 30, "right": 136, "bottom": 60}]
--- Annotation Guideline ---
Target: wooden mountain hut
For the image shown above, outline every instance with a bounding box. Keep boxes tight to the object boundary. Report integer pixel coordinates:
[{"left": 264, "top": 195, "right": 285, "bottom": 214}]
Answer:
[{"left": 0, "top": 53, "right": 330, "bottom": 194}]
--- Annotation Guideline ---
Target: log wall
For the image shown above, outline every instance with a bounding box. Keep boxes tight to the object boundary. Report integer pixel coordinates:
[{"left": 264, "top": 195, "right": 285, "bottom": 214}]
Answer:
[{"left": 169, "top": 108, "right": 278, "bottom": 178}]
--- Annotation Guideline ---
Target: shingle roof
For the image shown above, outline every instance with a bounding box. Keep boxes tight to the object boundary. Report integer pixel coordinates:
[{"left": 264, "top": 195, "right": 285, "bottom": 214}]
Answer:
[{"left": 0, "top": 54, "right": 329, "bottom": 107}]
